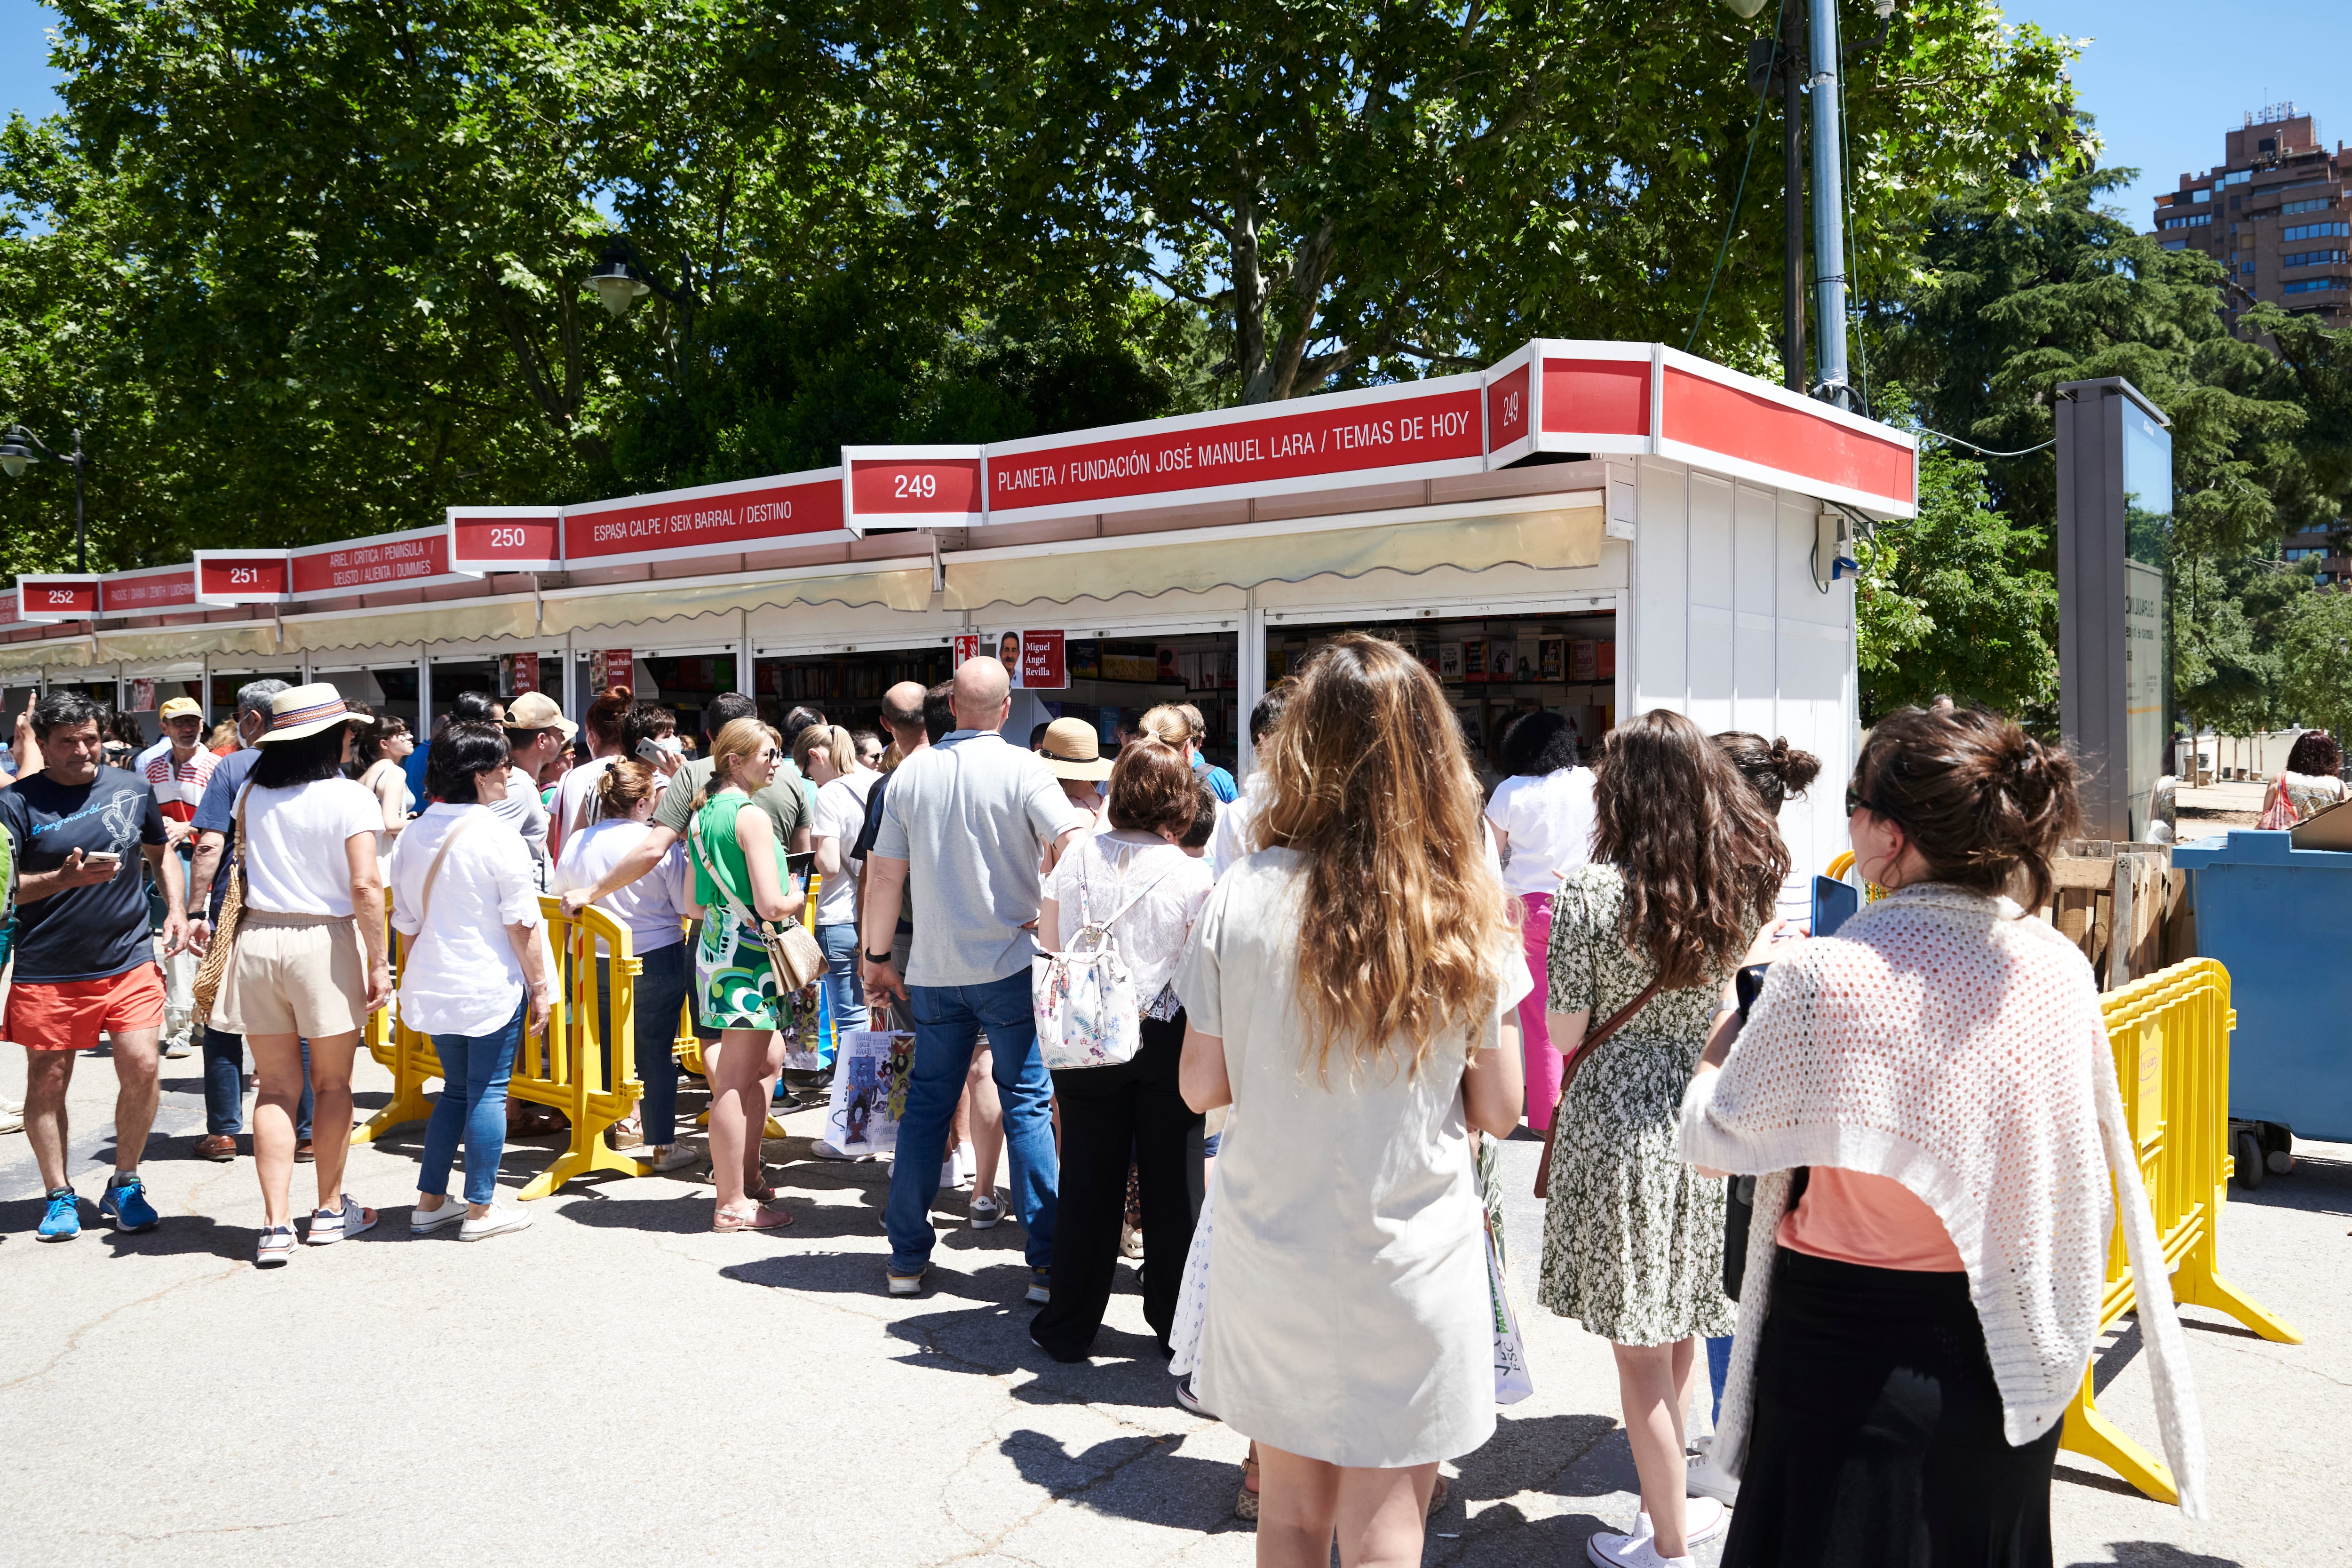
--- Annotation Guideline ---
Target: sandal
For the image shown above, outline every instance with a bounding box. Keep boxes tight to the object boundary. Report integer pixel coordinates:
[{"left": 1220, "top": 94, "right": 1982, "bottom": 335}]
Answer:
[
  {"left": 745, "top": 1175, "right": 778, "bottom": 1204},
  {"left": 1234, "top": 1448, "right": 1260, "bottom": 1521},
  {"left": 1428, "top": 1474, "right": 1449, "bottom": 1516},
  {"left": 255, "top": 1224, "right": 296, "bottom": 1267},
  {"left": 712, "top": 1202, "right": 793, "bottom": 1233}
]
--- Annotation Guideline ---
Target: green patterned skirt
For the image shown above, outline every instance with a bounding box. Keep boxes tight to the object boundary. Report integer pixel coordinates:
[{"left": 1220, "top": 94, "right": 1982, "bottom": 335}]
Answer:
[{"left": 695, "top": 915, "right": 796, "bottom": 1031}]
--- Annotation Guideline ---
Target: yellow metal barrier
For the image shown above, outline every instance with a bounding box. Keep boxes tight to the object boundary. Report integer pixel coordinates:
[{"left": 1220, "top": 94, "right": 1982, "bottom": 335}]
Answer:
[
  {"left": 356, "top": 892, "right": 651, "bottom": 1200},
  {"left": 2060, "top": 957, "right": 2301, "bottom": 1500}
]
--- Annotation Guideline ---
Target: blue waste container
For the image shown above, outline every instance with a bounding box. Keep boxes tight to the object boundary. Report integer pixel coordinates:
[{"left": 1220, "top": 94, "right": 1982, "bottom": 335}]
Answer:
[{"left": 2171, "top": 830, "right": 2352, "bottom": 1161}]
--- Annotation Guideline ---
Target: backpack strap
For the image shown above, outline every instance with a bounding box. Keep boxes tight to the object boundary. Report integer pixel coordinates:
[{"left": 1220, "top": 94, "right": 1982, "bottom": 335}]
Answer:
[{"left": 1069, "top": 845, "right": 1180, "bottom": 948}]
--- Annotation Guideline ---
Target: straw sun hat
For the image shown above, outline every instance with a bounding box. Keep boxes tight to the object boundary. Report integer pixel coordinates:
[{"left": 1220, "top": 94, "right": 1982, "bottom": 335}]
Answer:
[{"left": 252, "top": 683, "right": 367, "bottom": 745}]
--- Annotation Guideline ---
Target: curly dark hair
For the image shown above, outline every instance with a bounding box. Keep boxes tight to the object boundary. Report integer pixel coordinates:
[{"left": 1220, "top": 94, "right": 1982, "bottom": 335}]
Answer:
[
  {"left": 1590, "top": 710, "right": 1790, "bottom": 990},
  {"left": 1502, "top": 711, "right": 1581, "bottom": 777},
  {"left": 1713, "top": 731, "right": 1823, "bottom": 814},
  {"left": 2286, "top": 731, "right": 2343, "bottom": 778}
]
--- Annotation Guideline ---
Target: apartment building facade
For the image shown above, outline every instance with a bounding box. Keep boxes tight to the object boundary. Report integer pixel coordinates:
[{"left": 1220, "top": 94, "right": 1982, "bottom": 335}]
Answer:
[{"left": 2150, "top": 104, "right": 2352, "bottom": 331}]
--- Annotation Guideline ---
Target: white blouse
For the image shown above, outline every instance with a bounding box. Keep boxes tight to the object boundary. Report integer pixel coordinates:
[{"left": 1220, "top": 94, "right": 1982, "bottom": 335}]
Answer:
[
  {"left": 1045, "top": 830, "right": 1213, "bottom": 1008},
  {"left": 388, "top": 802, "right": 544, "bottom": 1038}
]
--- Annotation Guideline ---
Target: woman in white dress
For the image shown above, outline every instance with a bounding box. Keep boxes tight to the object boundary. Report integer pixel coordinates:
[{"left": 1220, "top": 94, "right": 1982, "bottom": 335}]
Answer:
[{"left": 1176, "top": 633, "right": 1525, "bottom": 1568}]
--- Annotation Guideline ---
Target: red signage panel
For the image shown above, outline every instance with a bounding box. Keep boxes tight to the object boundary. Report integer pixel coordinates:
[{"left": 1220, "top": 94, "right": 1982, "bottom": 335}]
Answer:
[
  {"left": 600, "top": 649, "right": 634, "bottom": 694},
  {"left": 291, "top": 525, "right": 477, "bottom": 597},
  {"left": 953, "top": 629, "right": 1067, "bottom": 690},
  {"left": 17, "top": 575, "right": 100, "bottom": 621},
  {"left": 101, "top": 565, "right": 197, "bottom": 616},
  {"left": 844, "top": 447, "right": 985, "bottom": 533},
  {"left": 194, "top": 551, "right": 293, "bottom": 605},
  {"left": 1661, "top": 366, "right": 1915, "bottom": 507},
  {"left": 1542, "top": 358, "right": 1652, "bottom": 438},
  {"left": 562, "top": 468, "right": 847, "bottom": 568},
  {"left": 1488, "top": 363, "right": 1531, "bottom": 454},
  {"left": 984, "top": 374, "right": 1486, "bottom": 525},
  {"left": 447, "top": 506, "right": 562, "bottom": 574}
]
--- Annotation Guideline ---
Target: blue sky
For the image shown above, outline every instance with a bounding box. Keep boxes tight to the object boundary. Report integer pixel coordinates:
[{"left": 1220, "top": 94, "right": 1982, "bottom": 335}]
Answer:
[{"left": 2, "top": 0, "right": 2347, "bottom": 227}]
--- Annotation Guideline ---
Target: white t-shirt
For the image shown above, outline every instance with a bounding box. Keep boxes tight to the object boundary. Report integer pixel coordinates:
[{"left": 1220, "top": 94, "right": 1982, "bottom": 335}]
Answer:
[
  {"left": 550, "top": 754, "right": 617, "bottom": 861},
  {"left": 238, "top": 778, "right": 386, "bottom": 915},
  {"left": 1046, "top": 830, "right": 1216, "bottom": 1008},
  {"left": 388, "top": 803, "right": 544, "bottom": 1037},
  {"left": 552, "top": 816, "right": 692, "bottom": 954},
  {"left": 1484, "top": 766, "right": 1598, "bottom": 895},
  {"left": 811, "top": 769, "right": 880, "bottom": 930}
]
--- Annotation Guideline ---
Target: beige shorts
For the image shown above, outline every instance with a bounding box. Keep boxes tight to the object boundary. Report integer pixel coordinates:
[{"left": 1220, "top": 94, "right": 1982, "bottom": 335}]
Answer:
[{"left": 211, "top": 911, "right": 367, "bottom": 1038}]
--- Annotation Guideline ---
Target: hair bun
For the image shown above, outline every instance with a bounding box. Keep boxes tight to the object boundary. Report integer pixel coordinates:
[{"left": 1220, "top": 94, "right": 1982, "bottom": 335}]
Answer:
[
  {"left": 608, "top": 685, "right": 633, "bottom": 703},
  {"left": 1769, "top": 736, "right": 1823, "bottom": 795}
]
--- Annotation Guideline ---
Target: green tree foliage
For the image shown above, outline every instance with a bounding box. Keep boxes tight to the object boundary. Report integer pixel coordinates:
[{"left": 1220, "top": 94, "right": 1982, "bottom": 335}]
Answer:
[
  {"left": 888, "top": 0, "right": 2081, "bottom": 400},
  {"left": 2279, "top": 585, "right": 2352, "bottom": 741},
  {"left": 1854, "top": 431, "right": 2057, "bottom": 721}
]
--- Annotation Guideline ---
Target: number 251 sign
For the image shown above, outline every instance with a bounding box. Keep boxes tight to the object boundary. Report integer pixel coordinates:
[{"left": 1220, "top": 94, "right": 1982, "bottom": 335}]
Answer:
[{"left": 194, "top": 552, "right": 291, "bottom": 605}]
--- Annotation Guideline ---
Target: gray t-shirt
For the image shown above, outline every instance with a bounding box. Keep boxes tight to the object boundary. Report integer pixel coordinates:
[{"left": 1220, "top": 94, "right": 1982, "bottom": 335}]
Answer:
[
  {"left": 874, "top": 729, "right": 1089, "bottom": 986},
  {"left": 653, "top": 756, "right": 809, "bottom": 842},
  {"left": 488, "top": 766, "right": 549, "bottom": 884}
]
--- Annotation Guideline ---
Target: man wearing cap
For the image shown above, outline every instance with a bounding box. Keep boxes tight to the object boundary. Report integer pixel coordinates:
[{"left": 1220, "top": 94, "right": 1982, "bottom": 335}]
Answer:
[
  {"left": 143, "top": 696, "right": 216, "bottom": 1058},
  {"left": 0, "top": 690, "right": 189, "bottom": 1241},
  {"left": 498, "top": 692, "right": 572, "bottom": 883}
]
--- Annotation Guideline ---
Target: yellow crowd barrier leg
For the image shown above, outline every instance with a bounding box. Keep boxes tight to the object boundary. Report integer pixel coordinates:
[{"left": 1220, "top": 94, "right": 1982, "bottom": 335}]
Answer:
[
  {"left": 2061, "top": 1368, "right": 2179, "bottom": 1504},
  {"left": 352, "top": 1032, "right": 438, "bottom": 1144},
  {"left": 517, "top": 1112, "right": 649, "bottom": 1201},
  {"left": 2175, "top": 1252, "right": 2304, "bottom": 1344}
]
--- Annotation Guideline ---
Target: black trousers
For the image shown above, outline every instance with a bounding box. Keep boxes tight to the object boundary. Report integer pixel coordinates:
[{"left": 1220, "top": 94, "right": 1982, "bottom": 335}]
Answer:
[
  {"left": 1031, "top": 1014, "right": 1204, "bottom": 1359},
  {"left": 1722, "top": 1247, "right": 2062, "bottom": 1568}
]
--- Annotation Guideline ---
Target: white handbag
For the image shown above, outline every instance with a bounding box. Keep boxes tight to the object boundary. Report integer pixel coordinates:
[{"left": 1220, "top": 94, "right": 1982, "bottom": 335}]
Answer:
[{"left": 1031, "top": 855, "right": 1177, "bottom": 1071}]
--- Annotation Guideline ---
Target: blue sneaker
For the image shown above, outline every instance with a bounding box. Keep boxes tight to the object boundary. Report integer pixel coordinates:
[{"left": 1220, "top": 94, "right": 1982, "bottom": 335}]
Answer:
[
  {"left": 37, "top": 1187, "right": 80, "bottom": 1242},
  {"left": 98, "top": 1175, "right": 159, "bottom": 1233}
]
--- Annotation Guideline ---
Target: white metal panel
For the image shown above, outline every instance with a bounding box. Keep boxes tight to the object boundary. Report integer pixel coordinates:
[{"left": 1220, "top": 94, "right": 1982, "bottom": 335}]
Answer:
[
  {"left": 1632, "top": 459, "right": 1688, "bottom": 716},
  {"left": 1688, "top": 473, "right": 1734, "bottom": 612}
]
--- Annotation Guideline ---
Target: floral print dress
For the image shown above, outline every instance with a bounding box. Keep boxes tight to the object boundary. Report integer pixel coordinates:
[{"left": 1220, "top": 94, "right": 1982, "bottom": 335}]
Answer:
[{"left": 1537, "top": 862, "right": 1741, "bottom": 1347}]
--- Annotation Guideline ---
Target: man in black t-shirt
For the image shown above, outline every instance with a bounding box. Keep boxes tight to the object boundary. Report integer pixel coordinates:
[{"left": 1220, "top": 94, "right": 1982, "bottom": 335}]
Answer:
[{"left": 0, "top": 691, "right": 188, "bottom": 1242}]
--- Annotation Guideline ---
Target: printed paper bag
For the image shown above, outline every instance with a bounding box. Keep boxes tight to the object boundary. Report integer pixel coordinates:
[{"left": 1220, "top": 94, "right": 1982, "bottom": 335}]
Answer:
[{"left": 825, "top": 1028, "right": 914, "bottom": 1156}]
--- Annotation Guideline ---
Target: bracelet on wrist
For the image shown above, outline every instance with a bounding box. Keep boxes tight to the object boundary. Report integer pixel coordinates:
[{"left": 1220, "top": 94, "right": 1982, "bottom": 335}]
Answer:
[{"left": 863, "top": 948, "right": 893, "bottom": 965}]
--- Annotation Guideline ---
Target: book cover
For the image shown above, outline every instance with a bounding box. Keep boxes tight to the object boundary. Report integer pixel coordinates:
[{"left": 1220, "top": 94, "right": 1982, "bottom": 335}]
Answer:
[
  {"left": 1512, "top": 636, "right": 1541, "bottom": 684},
  {"left": 1489, "top": 641, "right": 1515, "bottom": 682},
  {"left": 1569, "top": 639, "right": 1598, "bottom": 682},
  {"left": 1539, "top": 637, "right": 1565, "bottom": 682},
  {"left": 1438, "top": 642, "right": 1464, "bottom": 681},
  {"left": 1461, "top": 637, "right": 1487, "bottom": 684},
  {"left": 1597, "top": 640, "right": 1617, "bottom": 678}
]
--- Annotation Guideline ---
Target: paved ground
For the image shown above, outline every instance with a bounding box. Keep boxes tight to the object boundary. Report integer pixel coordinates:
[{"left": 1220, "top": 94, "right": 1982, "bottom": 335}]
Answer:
[
  {"left": 2176, "top": 780, "right": 2267, "bottom": 835},
  {"left": 0, "top": 1039, "right": 2338, "bottom": 1568}
]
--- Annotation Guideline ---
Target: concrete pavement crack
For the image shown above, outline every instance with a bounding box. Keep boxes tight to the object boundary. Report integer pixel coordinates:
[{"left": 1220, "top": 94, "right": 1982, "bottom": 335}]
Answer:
[
  {"left": 0, "top": 1264, "right": 238, "bottom": 1393},
  {"left": 109, "top": 1510, "right": 355, "bottom": 1543}
]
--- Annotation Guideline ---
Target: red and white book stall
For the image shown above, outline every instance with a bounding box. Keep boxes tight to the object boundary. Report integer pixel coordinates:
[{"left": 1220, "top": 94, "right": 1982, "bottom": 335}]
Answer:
[{"left": 0, "top": 338, "right": 1914, "bottom": 877}]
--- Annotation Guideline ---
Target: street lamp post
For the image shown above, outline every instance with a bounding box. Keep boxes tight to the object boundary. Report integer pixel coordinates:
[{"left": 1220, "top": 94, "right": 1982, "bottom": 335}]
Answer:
[
  {"left": 0, "top": 424, "right": 88, "bottom": 573},
  {"left": 586, "top": 237, "right": 702, "bottom": 322}
]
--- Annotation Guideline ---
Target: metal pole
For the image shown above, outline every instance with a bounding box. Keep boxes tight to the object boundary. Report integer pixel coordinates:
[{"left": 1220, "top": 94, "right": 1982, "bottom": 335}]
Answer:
[
  {"left": 1782, "top": 0, "right": 1808, "bottom": 394},
  {"left": 72, "top": 429, "right": 86, "bottom": 573},
  {"left": 1807, "top": 0, "right": 1851, "bottom": 406}
]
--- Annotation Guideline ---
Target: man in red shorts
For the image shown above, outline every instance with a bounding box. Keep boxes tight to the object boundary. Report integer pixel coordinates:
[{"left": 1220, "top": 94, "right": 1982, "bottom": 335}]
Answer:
[{"left": 0, "top": 690, "right": 190, "bottom": 1241}]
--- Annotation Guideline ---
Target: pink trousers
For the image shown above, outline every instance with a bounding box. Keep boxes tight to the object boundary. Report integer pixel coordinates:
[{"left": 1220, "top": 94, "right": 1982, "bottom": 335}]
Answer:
[{"left": 1518, "top": 891, "right": 1560, "bottom": 1130}]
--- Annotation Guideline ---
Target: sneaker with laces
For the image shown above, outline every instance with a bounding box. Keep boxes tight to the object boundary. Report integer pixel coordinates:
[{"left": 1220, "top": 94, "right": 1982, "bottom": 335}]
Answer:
[
  {"left": 1686, "top": 1440, "right": 1740, "bottom": 1504},
  {"left": 460, "top": 1203, "right": 533, "bottom": 1242},
  {"left": 412, "top": 1199, "right": 469, "bottom": 1234},
  {"left": 37, "top": 1186, "right": 80, "bottom": 1242},
  {"left": 306, "top": 1194, "right": 376, "bottom": 1245},
  {"left": 641, "top": 1143, "right": 700, "bottom": 1173},
  {"left": 887, "top": 1263, "right": 927, "bottom": 1296},
  {"left": 99, "top": 1175, "right": 159, "bottom": 1233},
  {"left": 161, "top": 1034, "right": 196, "bottom": 1059},
  {"left": 969, "top": 1191, "right": 1005, "bottom": 1229},
  {"left": 1026, "top": 1268, "right": 1052, "bottom": 1305}
]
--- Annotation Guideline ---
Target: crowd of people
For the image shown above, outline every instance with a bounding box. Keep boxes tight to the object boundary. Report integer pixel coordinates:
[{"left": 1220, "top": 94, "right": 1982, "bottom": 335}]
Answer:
[{"left": 0, "top": 643, "right": 2210, "bottom": 1567}]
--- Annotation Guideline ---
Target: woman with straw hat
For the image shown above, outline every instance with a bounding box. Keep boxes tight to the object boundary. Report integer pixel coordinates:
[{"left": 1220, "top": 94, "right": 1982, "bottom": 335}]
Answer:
[{"left": 205, "top": 683, "right": 392, "bottom": 1268}]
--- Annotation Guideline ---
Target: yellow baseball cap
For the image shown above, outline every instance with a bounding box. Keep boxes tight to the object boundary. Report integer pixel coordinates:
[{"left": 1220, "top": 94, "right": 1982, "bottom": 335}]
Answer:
[{"left": 159, "top": 697, "right": 204, "bottom": 720}]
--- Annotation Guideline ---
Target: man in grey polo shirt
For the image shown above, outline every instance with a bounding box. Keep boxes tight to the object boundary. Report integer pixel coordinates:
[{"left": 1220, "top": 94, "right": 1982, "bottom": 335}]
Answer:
[{"left": 861, "top": 656, "right": 1088, "bottom": 1299}]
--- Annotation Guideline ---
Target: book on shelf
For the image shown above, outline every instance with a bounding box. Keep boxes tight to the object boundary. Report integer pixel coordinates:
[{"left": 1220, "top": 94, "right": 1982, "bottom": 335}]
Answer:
[
  {"left": 1539, "top": 637, "right": 1565, "bottom": 682},
  {"left": 1438, "top": 642, "right": 1464, "bottom": 681},
  {"left": 1461, "top": 637, "right": 1487, "bottom": 684}
]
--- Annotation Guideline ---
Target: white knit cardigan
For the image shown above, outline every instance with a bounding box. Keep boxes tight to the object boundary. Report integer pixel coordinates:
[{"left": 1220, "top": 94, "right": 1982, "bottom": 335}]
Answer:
[{"left": 1678, "top": 883, "right": 2207, "bottom": 1519}]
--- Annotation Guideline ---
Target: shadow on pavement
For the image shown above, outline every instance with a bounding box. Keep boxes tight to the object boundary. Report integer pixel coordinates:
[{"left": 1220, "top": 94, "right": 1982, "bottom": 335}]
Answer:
[
  {"left": 997, "top": 1428, "right": 1244, "bottom": 1530},
  {"left": 2067, "top": 1544, "right": 2246, "bottom": 1568},
  {"left": 2230, "top": 1152, "right": 2352, "bottom": 1219}
]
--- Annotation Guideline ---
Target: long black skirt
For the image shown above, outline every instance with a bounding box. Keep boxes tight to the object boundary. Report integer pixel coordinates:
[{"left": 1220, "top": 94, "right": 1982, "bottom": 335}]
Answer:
[{"left": 1720, "top": 1247, "right": 2063, "bottom": 1568}]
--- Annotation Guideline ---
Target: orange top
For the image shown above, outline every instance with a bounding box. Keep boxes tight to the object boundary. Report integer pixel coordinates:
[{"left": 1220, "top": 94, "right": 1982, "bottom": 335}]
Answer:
[{"left": 1776, "top": 1167, "right": 1965, "bottom": 1273}]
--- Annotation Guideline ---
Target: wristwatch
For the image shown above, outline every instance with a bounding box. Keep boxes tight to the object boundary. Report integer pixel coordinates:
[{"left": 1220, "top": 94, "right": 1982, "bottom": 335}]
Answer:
[{"left": 863, "top": 949, "right": 894, "bottom": 965}]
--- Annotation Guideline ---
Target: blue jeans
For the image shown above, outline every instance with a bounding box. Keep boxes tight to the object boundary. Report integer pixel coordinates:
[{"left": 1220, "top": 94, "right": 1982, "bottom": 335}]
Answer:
[
  {"left": 595, "top": 944, "right": 689, "bottom": 1147},
  {"left": 420, "top": 1001, "right": 524, "bottom": 1206},
  {"left": 1706, "top": 1334, "right": 1733, "bottom": 1425},
  {"left": 886, "top": 970, "right": 1057, "bottom": 1273},
  {"left": 202, "top": 1027, "right": 312, "bottom": 1138},
  {"left": 817, "top": 923, "right": 866, "bottom": 1044}
]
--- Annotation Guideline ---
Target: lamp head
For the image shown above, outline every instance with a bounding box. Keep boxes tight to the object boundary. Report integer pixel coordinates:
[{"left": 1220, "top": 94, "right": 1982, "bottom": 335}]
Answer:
[
  {"left": 0, "top": 428, "right": 33, "bottom": 479},
  {"left": 589, "top": 242, "right": 651, "bottom": 317},
  {"left": 1719, "top": 0, "right": 1769, "bottom": 15}
]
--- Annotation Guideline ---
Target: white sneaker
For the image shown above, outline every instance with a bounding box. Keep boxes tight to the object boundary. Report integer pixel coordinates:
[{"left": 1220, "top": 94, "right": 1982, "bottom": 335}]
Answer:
[
  {"left": 1686, "top": 1442, "right": 1740, "bottom": 1504},
  {"left": 161, "top": 1035, "right": 196, "bottom": 1060},
  {"left": 1586, "top": 1531, "right": 1692, "bottom": 1568},
  {"left": 460, "top": 1202, "right": 533, "bottom": 1242},
  {"left": 641, "top": 1143, "right": 700, "bottom": 1173},
  {"left": 0, "top": 1106, "right": 22, "bottom": 1136},
  {"left": 810, "top": 1140, "right": 874, "bottom": 1162},
  {"left": 1120, "top": 1223, "right": 1145, "bottom": 1258},
  {"left": 969, "top": 1191, "right": 1005, "bottom": 1229},
  {"left": 941, "top": 1147, "right": 967, "bottom": 1191},
  {"left": 412, "top": 1199, "right": 469, "bottom": 1234}
]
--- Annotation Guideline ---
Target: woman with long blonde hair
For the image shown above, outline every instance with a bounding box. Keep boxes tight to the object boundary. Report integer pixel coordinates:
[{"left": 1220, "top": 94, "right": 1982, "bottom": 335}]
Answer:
[{"left": 1176, "top": 633, "right": 1525, "bottom": 1568}]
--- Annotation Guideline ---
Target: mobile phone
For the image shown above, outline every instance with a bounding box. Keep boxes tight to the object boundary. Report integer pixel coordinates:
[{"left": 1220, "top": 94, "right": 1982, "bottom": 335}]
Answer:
[
  {"left": 635, "top": 739, "right": 668, "bottom": 766},
  {"left": 84, "top": 851, "right": 122, "bottom": 867}
]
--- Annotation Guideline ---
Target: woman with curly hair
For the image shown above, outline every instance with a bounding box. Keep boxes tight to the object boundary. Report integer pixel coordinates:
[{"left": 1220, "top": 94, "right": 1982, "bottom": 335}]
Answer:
[
  {"left": 1176, "top": 633, "right": 1525, "bottom": 1568},
  {"left": 1541, "top": 709, "right": 1791, "bottom": 1567}
]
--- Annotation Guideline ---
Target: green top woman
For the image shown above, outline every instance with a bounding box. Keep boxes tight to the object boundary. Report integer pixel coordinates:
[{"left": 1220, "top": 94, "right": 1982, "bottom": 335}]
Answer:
[{"left": 688, "top": 716, "right": 801, "bottom": 1232}]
